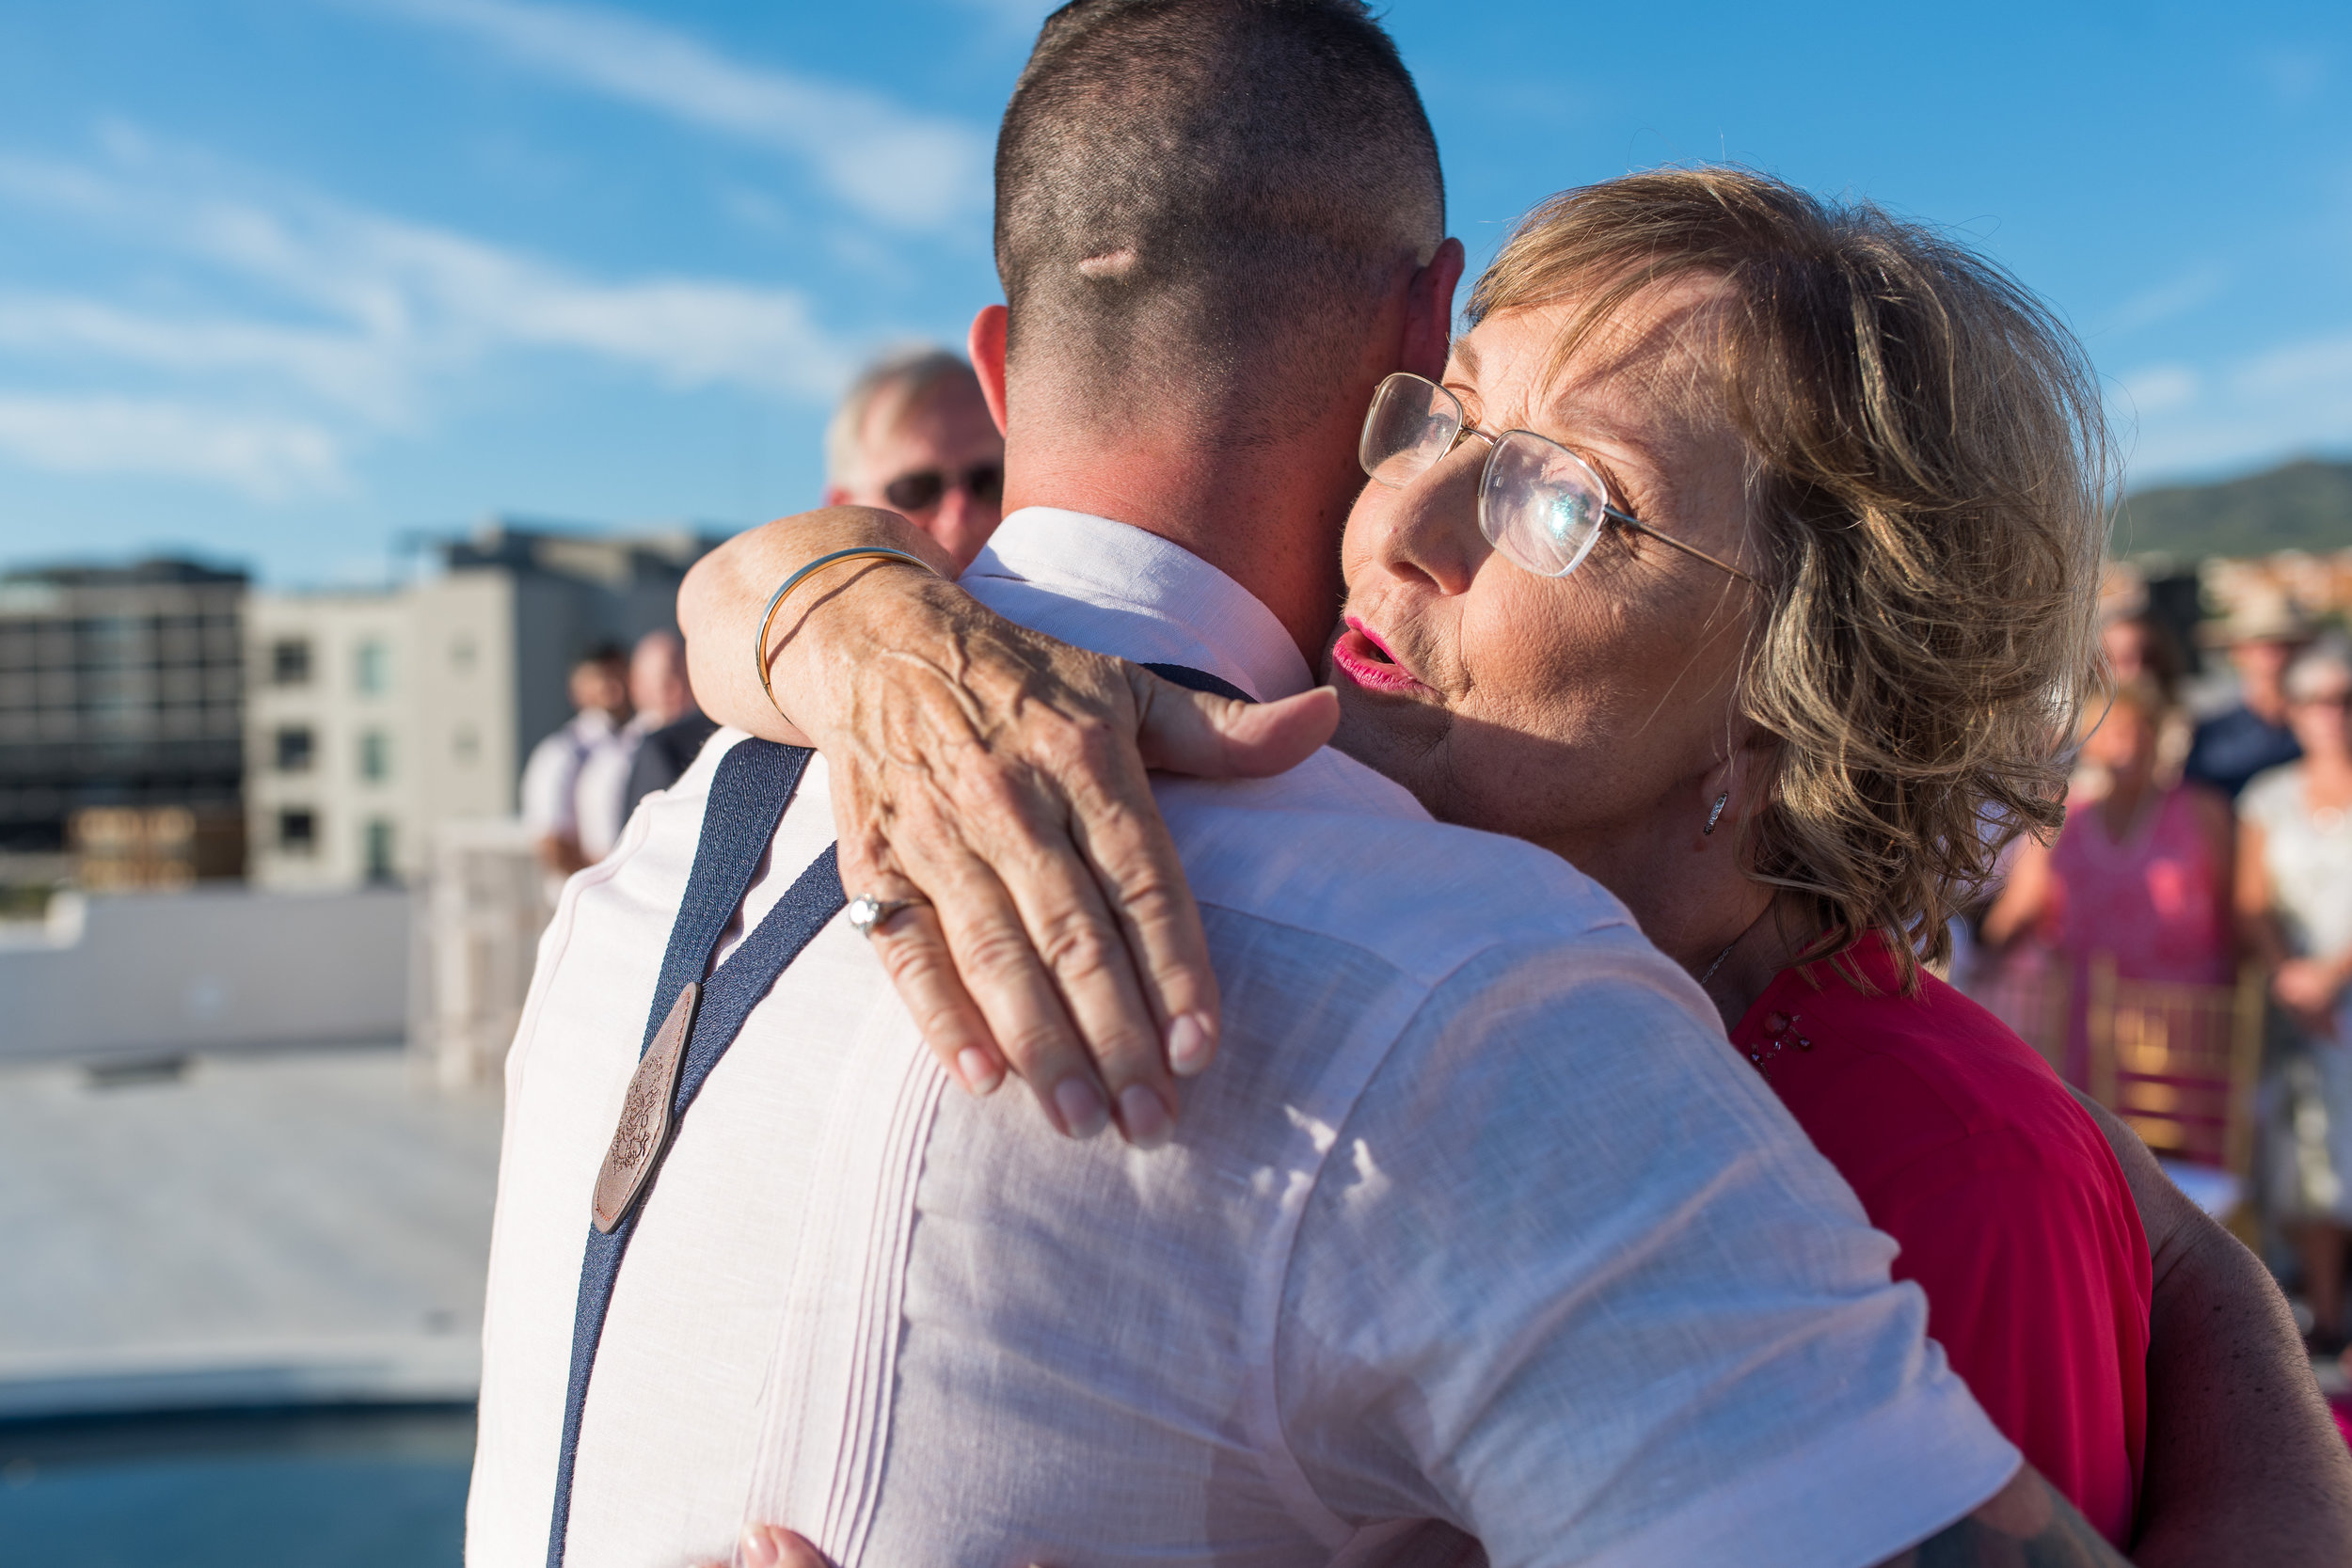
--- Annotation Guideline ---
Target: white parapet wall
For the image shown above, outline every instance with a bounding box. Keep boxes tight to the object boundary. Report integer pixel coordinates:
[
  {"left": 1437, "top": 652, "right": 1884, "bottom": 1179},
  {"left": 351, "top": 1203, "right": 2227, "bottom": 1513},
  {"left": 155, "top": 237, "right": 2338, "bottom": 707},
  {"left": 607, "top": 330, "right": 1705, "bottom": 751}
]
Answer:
[{"left": 0, "top": 885, "right": 410, "bottom": 1065}]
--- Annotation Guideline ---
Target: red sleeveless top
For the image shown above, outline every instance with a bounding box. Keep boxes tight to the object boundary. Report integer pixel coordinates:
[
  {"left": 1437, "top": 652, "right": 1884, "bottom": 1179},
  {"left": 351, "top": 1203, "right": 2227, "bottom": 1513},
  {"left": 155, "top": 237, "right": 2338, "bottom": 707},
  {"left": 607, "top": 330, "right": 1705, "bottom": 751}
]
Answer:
[{"left": 1730, "top": 934, "right": 2152, "bottom": 1544}]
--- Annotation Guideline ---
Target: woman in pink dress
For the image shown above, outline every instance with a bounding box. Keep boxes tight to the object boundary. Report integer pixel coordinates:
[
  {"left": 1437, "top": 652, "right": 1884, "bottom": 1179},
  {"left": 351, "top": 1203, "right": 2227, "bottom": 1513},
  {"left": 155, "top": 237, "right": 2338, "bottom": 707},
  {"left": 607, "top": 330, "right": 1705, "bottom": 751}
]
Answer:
[{"left": 1983, "top": 677, "right": 2237, "bottom": 1084}]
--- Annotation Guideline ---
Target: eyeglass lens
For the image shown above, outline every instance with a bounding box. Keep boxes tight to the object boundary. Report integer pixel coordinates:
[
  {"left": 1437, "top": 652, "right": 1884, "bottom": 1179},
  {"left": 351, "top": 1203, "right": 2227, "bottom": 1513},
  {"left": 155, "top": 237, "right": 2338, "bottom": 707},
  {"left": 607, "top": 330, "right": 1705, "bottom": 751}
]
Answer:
[
  {"left": 1358, "top": 373, "right": 1613, "bottom": 578},
  {"left": 884, "top": 463, "right": 1005, "bottom": 514},
  {"left": 1359, "top": 374, "right": 1462, "bottom": 490},
  {"left": 1479, "top": 430, "right": 1610, "bottom": 578}
]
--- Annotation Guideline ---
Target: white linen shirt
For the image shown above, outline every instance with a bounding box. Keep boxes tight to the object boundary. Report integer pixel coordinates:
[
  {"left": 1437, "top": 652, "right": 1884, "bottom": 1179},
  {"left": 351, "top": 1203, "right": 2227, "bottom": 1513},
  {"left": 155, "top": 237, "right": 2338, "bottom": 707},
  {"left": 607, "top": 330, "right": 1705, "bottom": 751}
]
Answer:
[{"left": 469, "top": 507, "right": 2018, "bottom": 1568}]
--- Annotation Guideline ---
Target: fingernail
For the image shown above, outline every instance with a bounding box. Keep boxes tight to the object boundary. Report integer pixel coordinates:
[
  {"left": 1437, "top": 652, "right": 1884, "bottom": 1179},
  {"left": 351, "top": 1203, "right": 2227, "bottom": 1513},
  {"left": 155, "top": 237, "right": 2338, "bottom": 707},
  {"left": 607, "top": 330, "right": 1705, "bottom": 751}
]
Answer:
[
  {"left": 740, "top": 1523, "right": 784, "bottom": 1568},
  {"left": 1053, "top": 1077, "right": 1108, "bottom": 1139},
  {"left": 1117, "top": 1084, "right": 1172, "bottom": 1149},
  {"left": 957, "top": 1048, "right": 1001, "bottom": 1095},
  {"left": 1168, "top": 1012, "right": 1216, "bottom": 1077}
]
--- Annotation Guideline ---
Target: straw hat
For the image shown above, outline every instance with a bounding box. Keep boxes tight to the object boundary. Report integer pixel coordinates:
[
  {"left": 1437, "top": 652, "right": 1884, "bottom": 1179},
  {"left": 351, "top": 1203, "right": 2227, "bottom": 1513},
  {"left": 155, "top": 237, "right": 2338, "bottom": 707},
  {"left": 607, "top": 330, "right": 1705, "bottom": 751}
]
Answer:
[{"left": 2198, "top": 591, "right": 2316, "bottom": 648}]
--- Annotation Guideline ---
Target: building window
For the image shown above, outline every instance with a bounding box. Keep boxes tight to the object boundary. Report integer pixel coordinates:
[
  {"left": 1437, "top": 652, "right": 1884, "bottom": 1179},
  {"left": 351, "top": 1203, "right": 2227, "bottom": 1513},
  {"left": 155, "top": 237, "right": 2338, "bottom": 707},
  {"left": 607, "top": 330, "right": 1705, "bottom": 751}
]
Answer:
[
  {"left": 449, "top": 636, "right": 476, "bottom": 674},
  {"left": 358, "top": 728, "right": 391, "bottom": 783},
  {"left": 270, "top": 639, "right": 311, "bottom": 686},
  {"left": 274, "top": 725, "right": 315, "bottom": 772},
  {"left": 354, "top": 639, "right": 389, "bottom": 695},
  {"left": 363, "top": 818, "right": 397, "bottom": 882},
  {"left": 277, "top": 808, "right": 317, "bottom": 854},
  {"left": 452, "top": 724, "right": 479, "bottom": 766}
]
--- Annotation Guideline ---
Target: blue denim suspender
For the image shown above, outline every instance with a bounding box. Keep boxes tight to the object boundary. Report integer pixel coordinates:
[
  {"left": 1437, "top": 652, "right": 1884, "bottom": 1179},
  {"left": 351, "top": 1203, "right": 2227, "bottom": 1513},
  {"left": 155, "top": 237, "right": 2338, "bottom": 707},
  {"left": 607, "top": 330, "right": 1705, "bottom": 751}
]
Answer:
[
  {"left": 547, "top": 738, "right": 843, "bottom": 1568},
  {"left": 545, "top": 666, "right": 1247, "bottom": 1564}
]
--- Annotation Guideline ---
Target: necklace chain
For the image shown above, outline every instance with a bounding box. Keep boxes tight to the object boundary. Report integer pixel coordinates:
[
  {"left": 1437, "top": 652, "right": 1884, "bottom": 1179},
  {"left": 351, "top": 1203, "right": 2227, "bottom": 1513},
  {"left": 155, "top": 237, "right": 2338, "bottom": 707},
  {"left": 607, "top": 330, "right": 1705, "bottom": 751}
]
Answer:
[{"left": 1697, "top": 940, "right": 1739, "bottom": 987}]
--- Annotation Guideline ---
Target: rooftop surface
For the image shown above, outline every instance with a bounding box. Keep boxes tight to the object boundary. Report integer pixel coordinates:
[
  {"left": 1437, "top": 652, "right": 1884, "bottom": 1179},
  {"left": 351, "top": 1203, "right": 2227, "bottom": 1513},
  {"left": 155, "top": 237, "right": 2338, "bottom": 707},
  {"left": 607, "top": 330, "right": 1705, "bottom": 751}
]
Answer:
[{"left": 0, "top": 1048, "right": 501, "bottom": 1420}]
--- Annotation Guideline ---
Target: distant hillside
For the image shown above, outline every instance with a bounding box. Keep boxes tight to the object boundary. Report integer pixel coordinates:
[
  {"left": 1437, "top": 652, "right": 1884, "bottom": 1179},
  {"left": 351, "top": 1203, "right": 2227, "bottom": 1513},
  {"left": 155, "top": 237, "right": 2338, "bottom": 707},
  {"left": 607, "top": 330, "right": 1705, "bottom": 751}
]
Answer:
[{"left": 2114, "top": 458, "right": 2352, "bottom": 560}]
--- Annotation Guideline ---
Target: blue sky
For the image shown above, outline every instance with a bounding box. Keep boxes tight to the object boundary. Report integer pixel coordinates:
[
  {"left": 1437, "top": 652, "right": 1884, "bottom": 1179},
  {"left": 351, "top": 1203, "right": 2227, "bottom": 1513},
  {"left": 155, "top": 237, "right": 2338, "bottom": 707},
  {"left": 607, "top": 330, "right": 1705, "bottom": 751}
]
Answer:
[{"left": 0, "top": 0, "right": 2344, "bottom": 584}]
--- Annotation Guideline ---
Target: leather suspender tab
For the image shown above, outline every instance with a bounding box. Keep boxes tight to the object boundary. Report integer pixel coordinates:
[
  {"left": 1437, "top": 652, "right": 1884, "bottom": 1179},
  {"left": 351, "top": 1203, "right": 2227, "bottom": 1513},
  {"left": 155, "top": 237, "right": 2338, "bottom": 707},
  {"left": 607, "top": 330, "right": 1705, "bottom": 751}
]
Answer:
[{"left": 592, "top": 980, "right": 699, "bottom": 1233}]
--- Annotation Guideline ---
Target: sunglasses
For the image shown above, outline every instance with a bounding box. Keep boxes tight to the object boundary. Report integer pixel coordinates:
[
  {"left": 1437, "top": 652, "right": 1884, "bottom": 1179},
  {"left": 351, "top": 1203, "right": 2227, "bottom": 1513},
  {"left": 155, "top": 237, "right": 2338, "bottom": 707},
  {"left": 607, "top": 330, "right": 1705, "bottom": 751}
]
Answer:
[
  {"left": 1359, "top": 372, "right": 1754, "bottom": 584},
  {"left": 883, "top": 462, "right": 1004, "bottom": 515}
]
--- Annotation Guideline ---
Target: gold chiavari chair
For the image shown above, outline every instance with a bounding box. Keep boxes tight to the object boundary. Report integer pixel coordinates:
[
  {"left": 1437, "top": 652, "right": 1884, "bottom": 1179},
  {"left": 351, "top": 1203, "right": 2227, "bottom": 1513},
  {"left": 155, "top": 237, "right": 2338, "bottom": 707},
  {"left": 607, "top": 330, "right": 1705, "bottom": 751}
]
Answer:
[{"left": 2083, "top": 955, "right": 2266, "bottom": 1219}]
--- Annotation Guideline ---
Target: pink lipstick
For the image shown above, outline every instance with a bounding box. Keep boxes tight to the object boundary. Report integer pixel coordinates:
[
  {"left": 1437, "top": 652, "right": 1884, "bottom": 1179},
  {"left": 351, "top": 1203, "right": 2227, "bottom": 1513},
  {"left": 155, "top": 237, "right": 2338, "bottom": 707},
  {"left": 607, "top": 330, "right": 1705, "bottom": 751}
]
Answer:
[{"left": 1331, "top": 616, "right": 1426, "bottom": 695}]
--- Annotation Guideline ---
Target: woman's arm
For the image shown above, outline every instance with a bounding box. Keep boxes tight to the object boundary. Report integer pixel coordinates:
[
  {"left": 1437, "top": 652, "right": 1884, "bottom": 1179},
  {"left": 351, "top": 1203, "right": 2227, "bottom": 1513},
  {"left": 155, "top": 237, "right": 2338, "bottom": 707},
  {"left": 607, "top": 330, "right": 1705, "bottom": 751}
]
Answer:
[
  {"left": 2235, "top": 816, "right": 2344, "bottom": 1037},
  {"left": 676, "top": 509, "right": 1336, "bottom": 1139},
  {"left": 1979, "top": 836, "right": 2054, "bottom": 950},
  {"left": 2069, "top": 1090, "right": 2352, "bottom": 1565},
  {"left": 2186, "top": 785, "right": 2238, "bottom": 959}
]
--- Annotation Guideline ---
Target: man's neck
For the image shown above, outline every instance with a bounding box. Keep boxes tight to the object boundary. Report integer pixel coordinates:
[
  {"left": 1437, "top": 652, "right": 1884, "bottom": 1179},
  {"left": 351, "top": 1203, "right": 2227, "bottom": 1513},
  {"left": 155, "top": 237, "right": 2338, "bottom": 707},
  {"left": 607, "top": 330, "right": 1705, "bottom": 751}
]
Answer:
[{"left": 999, "top": 430, "right": 1355, "bottom": 670}]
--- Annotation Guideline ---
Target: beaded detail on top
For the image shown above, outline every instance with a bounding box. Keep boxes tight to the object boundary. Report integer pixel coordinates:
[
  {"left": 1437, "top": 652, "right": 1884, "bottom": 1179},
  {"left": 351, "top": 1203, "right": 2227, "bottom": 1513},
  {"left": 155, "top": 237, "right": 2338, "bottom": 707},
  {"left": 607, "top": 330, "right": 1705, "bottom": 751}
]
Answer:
[{"left": 1745, "top": 1009, "right": 1814, "bottom": 1076}]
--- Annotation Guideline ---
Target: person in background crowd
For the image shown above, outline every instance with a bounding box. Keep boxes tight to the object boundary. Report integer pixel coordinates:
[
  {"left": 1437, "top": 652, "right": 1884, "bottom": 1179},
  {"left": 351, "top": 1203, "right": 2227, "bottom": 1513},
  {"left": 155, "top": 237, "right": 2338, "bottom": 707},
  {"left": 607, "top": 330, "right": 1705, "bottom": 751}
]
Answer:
[
  {"left": 1982, "top": 678, "right": 2236, "bottom": 1084},
  {"left": 2102, "top": 609, "right": 2193, "bottom": 785},
  {"left": 519, "top": 644, "right": 630, "bottom": 880},
  {"left": 571, "top": 631, "right": 693, "bottom": 867},
  {"left": 2241, "top": 641, "right": 2352, "bottom": 1354},
  {"left": 621, "top": 630, "right": 718, "bottom": 821},
  {"left": 821, "top": 347, "right": 1006, "bottom": 571},
  {"left": 2104, "top": 610, "right": 2187, "bottom": 705},
  {"left": 2185, "top": 594, "right": 2312, "bottom": 800}
]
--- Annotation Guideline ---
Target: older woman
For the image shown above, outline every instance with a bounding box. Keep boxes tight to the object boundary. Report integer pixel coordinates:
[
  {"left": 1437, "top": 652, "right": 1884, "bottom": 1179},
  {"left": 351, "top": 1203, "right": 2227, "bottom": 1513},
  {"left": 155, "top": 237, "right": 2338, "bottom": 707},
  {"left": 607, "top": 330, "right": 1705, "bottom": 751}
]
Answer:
[
  {"left": 2242, "top": 642, "right": 2352, "bottom": 1352},
  {"left": 680, "top": 171, "right": 2348, "bottom": 1556}
]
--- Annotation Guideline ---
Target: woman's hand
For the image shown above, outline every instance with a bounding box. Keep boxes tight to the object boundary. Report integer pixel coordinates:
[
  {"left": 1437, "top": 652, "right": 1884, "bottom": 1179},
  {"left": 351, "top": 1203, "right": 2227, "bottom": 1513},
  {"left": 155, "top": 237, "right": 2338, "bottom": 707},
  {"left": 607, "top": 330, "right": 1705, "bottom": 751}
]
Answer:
[
  {"left": 699, "top": 1522, "right": 1050, "bottom": 1568},
  {"left": 678, "top": 509, "right": 1339, "bottom": 1145},
  {"left": 696, "top": 1523, "right": 832, "bottom": 1568},
  {"left": 2273, "top": 957, "right": 2343, "bottom": 1038}
]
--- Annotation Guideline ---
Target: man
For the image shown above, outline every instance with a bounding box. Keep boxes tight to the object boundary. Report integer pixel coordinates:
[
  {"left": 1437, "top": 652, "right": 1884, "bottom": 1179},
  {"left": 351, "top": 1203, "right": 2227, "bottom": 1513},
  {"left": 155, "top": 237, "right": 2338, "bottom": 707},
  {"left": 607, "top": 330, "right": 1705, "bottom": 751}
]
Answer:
[
  {"left": 518, "top": 644, "right": 631, "bottom": 881},
  {"left": 821, "top": 347, "right": 1005, "bottom": 571},
  {"left": 2185, "top": 593, "right": 2312, "bottom": 799},
  {"left": 616, "top": 629, "right": 716, "bottom": 822},
  {"left": 472, "top": 5, "right": 2122, "bottom": 1564}
]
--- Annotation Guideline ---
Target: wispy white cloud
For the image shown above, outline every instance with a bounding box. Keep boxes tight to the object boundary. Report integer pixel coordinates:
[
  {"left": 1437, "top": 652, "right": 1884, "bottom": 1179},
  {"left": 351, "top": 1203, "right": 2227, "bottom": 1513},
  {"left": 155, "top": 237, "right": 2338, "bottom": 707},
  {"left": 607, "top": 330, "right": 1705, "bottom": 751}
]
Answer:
[
  {"left": 366, "top": 0, "right": 989, "bottom": 231},
  {"left": 2095, "top": 265, "right": 2228, "bottom": 339},
  {"left": 2232, "top": 333, "right": 2352, "bottom": 399},
  {"left": 0, "top": 129, "right": 866, "bottom": 496},
  {"left": 2115, "top": 331, "right": 2352, "bottom": 483},
  {"left": 2118, "top": 363, "right": 2199, "bottom": 417},
  {"left": 0, "top": 394, "right": 346, "bottom": 499},
  {"left": 2252, "top": 46, "right": 2330, "bottom": 109},
  {"left": 0, "top": 293, "right": 407, "bottom": 419}
]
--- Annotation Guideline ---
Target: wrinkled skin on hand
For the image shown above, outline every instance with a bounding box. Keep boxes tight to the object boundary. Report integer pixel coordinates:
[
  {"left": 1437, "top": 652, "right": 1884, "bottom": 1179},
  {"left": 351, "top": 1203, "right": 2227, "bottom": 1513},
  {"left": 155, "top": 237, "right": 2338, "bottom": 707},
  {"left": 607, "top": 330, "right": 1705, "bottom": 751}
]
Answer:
[{"left": 681, "top": 512, "right": 1336, "bottom": 1148}]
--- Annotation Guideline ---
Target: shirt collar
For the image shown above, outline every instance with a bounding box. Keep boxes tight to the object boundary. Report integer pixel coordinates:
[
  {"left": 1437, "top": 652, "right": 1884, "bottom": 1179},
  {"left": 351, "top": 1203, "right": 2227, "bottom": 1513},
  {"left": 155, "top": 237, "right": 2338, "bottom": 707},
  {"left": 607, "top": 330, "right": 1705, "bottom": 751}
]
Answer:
[{"left": 962, "top": 507, "right": 1315, "bottom": 703}]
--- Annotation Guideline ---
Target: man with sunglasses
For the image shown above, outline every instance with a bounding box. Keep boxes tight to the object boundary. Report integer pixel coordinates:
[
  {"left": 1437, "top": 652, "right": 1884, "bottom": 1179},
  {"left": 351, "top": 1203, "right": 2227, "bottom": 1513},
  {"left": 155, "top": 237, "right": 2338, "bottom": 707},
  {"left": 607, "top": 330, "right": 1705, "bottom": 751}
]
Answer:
[{"left": 820, "top": 347, "right": 1005, "bottom": 571}]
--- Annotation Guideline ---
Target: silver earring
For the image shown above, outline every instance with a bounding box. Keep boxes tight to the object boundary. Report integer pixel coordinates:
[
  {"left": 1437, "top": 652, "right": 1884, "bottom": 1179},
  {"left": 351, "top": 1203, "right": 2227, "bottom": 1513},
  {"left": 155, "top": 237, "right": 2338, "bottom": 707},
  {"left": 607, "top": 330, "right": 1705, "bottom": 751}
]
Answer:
[{"left": 1704, "top": 792, "right": 1728, "bottom": 835}]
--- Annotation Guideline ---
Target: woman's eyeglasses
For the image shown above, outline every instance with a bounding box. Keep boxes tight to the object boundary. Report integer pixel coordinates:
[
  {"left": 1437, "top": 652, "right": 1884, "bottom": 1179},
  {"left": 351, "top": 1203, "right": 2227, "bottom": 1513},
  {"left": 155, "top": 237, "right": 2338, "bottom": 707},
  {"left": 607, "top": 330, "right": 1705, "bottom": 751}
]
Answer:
[
  {"left": 1358, "top": 372, "right": 1755, "bottom": 585},
  {"left": 883, "top": 462, "right": 1004, "bottom": 515}
]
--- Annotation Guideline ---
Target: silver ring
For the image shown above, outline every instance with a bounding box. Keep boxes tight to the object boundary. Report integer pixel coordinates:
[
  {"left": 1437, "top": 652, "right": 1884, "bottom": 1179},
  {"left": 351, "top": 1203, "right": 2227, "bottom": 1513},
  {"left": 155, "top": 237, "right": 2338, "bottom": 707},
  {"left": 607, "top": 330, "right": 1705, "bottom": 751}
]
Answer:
[{"left": 846, "top": 894, "right": 925, "bottom": 938}]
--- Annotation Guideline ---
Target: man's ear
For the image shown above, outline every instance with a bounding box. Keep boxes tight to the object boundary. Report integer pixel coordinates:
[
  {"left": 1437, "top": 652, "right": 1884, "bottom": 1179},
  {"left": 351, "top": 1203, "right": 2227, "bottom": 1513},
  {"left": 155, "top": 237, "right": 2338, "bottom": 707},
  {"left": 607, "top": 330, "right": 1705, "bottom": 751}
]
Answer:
[
  {"left": 1402, "top": 237, "right": 1466, "bottom": 382},
  {"left": 819, "top": 484, "right": 851, "bottom": 507},
  {"left": 968, "top": 304, "right": 1011, "bottom": 435}
]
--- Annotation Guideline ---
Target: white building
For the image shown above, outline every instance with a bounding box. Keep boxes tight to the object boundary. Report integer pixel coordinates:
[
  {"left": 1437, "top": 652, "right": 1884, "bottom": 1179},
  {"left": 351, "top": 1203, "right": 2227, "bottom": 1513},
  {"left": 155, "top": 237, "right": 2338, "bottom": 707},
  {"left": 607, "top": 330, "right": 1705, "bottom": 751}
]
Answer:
[{"left": 245, "top": 520, "right": 722, "bottom": 892}]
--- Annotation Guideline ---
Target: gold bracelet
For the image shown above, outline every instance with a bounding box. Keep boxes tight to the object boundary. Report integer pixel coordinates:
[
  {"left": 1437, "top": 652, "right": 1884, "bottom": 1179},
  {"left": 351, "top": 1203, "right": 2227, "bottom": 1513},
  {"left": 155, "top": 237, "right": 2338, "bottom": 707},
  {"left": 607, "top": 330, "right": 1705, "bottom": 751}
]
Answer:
[{"left": 754, "top": 546, "right": 940, "bottom": 720}]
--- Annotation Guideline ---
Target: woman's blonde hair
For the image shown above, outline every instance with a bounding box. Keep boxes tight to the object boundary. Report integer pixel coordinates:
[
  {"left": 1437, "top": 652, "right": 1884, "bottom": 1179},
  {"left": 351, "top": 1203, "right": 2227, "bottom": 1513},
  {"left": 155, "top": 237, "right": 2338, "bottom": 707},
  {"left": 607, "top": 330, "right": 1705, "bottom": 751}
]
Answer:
[{"left": 1471, "top": 168, "right": 2108, "bottom": 984}]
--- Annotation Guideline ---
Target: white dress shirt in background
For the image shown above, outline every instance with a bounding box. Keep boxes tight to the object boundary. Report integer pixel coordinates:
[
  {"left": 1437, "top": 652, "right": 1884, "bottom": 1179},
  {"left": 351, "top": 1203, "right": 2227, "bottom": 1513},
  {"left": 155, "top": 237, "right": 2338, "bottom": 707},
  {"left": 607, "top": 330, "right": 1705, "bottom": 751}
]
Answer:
[
  {"left": 570, "top": 712, "right": 650, "bottom": 863},
  {"left": 519, "top": 708, "right": 639, "bottom": 863},
  {"left": 468, "top": 508, "right": 2017, "bottom": 1568}
]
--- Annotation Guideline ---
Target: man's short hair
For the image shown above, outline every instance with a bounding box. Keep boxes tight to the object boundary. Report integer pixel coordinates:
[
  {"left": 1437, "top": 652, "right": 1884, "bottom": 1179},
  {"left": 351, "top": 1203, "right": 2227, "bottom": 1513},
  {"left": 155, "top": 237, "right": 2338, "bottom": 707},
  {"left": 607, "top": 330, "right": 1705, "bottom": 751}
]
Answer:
[
  {"left": 997, "top": 0, "right": 1443, "bottom": 441},
  {"left": 826, "top": 348, "right": 981, "bottom": 489}
]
